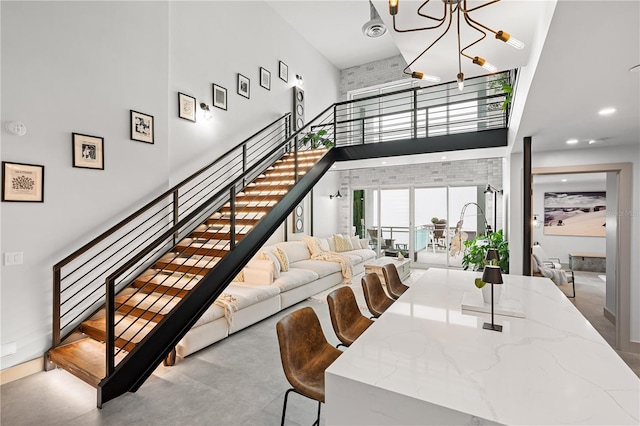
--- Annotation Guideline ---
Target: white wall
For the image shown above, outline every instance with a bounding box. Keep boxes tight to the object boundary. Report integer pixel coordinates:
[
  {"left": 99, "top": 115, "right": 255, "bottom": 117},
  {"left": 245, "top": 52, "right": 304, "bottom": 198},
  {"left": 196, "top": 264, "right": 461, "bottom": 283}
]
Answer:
[
  {"left": 168, "top": 1, "right": 339, "bottom": 183},
  {"left": 1, "top": 1, "right": 340, "bottom": 370},
  {"left": 532, "top": 179, "right": 606, "bottom": 264},
  {"left": 509, "top": 144, "right": 639, "bottom": 343}
]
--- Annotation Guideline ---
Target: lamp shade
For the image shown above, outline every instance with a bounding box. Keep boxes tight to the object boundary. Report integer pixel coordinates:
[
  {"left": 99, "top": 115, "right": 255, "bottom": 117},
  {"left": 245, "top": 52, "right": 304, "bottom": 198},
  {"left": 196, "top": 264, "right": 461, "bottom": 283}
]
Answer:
[
  {"left": 485, "top": 248, "right": 500, "bottom": 263},
  {"left": 482, "top": 265, "right": 503, "bottom": 284}
]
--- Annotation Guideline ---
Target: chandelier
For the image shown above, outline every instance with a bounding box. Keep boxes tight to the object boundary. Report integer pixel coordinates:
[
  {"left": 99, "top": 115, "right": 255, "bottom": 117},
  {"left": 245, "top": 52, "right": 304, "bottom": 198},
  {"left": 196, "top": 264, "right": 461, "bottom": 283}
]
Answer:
[{"left": 388, "top": 0, "right": 524, "bottom": 90}]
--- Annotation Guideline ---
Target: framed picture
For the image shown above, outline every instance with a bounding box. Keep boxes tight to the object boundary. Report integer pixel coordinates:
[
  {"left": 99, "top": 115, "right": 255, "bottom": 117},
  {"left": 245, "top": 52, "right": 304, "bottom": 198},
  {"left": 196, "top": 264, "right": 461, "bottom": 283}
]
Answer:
[
  {"left": 260, "top": 67, "right": 271, "bottom": 90},
  {"left": 178, "top": 92, "right": 196, "bottom": 122},
  {"left": 72, "top": 133, "right": 104, "bottom": 170},
  {"left": 212, "top": 84, "right": 227, "bottom": 110},
  {"left": 543, "top": 191, "right": 606, "bottom": 237},
  {"left": 237, "top": 74, "right": 250, "bottom": 99},
  {"left": 279, "top": 61, "right": 288, "bottom": 83},
  {"left": 130, "top": 110, "right": 154, "bottom": 144},
  {"left": 2, "top": 162, "right": 44, "bottom": 202}
]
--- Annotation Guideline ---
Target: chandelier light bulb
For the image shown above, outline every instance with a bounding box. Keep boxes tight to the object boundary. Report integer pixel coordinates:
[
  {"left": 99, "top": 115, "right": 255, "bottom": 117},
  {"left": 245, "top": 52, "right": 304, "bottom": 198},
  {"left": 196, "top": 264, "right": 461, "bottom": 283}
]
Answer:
[
  {"left": 411, "top": 71, "right": 441, "bottom": 83},
  {"left": 473, "top": 56, "right": 497, "bottom": 73},
  {"left": 457, "top": 72, "right": 464, "bottom": 91},
  {"left": 389, "top": 0, "right": 398, "bottom": 15},
  {"left": 496, "top": 31, "right": 525, "bottom": 50}
]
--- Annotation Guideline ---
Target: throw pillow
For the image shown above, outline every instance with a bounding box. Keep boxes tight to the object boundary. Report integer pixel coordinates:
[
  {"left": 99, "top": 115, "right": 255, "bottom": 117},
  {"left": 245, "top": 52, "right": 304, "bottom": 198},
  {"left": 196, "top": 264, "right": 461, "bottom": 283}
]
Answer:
[
  {"left": 231, "top": 269, "right": 244, "bottom": 282},
  {"left": 359, "top": 239, "right": 370, "bottom": 249},
  {"left": 333, "top": 234, "right": 353, "bottom": 252},
  {"left": 274, "top": 247, "right": 290, "bottom": 272},
  {"left": 259, "top": 250, "right": 281, "bottom": 278},
  {"left": 350, "top": 236, "right": 360, "bottom": 250}
]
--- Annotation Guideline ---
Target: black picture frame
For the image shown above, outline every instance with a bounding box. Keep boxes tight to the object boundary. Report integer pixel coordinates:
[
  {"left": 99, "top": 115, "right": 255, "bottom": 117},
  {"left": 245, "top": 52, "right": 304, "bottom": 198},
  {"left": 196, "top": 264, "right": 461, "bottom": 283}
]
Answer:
[
  {"left": 260, "top": 67, "right": 271, "bottom": 90},
  {"left": 130, "top": 110, "right": 154, "bottom": 144},
  {"left": 279, "top": 61, "right": 288, "bottom": 83},
  {"left": 178, "top": 92, "right": 196, "bottom": 122},
  {"left": 237, "top": 73, "right": 250, "bottom": 99},
  {"left": 212, "top": 84, "right": 228, "bottom": 110},
  {"left": 2, "top": 161, "right": 44, "bottom": 202},
  {"left": 72, "top": 132, "right": 104, "bottom": 170}
]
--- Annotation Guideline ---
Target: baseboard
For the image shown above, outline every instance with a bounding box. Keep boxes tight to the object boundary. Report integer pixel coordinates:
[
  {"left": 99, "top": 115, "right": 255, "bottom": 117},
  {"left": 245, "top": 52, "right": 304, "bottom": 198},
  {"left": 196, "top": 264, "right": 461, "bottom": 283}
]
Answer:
[
  {"left": 0, "top": 357, "right": 43, "bottom": 385},
  {"left": 603, "top": 307, "right": 616, "bottom": 325}
]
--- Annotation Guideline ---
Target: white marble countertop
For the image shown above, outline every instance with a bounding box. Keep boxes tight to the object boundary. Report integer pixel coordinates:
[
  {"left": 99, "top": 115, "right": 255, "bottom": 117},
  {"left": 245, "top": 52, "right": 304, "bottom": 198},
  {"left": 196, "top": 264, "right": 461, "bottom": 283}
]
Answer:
[{"left": 325, "top": 268, "right": 640, "bottom": 425}]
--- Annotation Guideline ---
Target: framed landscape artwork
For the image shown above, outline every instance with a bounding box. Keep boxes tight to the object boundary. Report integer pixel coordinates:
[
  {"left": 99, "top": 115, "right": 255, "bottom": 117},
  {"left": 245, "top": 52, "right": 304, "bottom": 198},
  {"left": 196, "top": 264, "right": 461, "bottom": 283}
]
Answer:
[
  {"left": 2, "top": 162, "right": 44, "bottom": 202},
  {"left": 543, "top": 191, "right": 606, "bottom": 237},
  {"left": 72, "top": 133, "right": 104, "bottom": 170},
  {"left": 130, "top": 110, "right": 154, "bottom": 144}
]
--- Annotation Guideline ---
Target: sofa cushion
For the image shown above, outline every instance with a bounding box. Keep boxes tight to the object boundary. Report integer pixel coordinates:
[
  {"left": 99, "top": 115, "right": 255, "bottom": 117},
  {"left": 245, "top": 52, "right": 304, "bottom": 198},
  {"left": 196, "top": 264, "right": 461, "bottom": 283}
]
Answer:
[
  {"left": 290, "top": 259, "right": 341, "bottom": 278},
  {"left": 193, "top": 303, "right": 226, "bottom": 328},
  {"left": 334, "top": 234, "right": 354, "bottom": 252},
  {"left": 273, "top": 268, "right": 319, "bottom": 292},
  {"left": 344, "top": 253, "right": 364, "bottom": 265},
  {"left": 224, "top": 283, "right": 280, "bottom": 309},
  {"left": 276, "top": 241, "right": 310, "bottom": 263},
  {"left": 243, "top": 268, "right": 273, "bottom": 285},
  {"left": 349, "top": 248, "right": 377, "bottom": 262}
]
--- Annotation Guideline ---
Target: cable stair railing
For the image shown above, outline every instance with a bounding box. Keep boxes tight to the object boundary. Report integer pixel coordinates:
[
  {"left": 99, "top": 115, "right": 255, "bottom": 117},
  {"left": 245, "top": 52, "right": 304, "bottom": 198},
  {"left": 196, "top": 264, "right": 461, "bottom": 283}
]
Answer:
[{"left": 46, "top": 70, "right": 515, "bottom": 407}]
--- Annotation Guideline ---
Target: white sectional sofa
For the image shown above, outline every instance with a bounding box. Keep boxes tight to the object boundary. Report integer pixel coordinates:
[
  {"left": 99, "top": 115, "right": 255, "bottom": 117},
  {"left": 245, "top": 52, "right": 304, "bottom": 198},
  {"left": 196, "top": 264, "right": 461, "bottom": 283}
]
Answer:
[{"left": 175, "top": 235, "right": 376, "bottom": 358}]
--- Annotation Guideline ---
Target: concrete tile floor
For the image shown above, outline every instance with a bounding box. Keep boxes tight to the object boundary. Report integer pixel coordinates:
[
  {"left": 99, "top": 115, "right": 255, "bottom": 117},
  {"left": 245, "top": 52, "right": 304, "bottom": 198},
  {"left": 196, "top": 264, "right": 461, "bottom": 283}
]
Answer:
[{"left": 1, "top": 268, "right": 638, "bottom": 425}]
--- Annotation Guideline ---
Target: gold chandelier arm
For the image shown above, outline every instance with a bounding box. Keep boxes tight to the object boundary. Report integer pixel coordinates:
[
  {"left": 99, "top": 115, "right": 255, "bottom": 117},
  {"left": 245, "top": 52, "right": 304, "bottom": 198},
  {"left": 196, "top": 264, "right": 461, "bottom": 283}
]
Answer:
[
  {"left": 392, "top": 0, "right": 448, "bottom": 33},
  {"left": 463, "top": 12, "right": 500, "bottom": 37},
  {"left": 403, "top": 3, "right": 454, "bottom": 71},
  {"left": 460, "top": 13, "right": 488, "bottom": 60},
  {"left": 459, "top": 0, "right": 502, "bottom": 14}
]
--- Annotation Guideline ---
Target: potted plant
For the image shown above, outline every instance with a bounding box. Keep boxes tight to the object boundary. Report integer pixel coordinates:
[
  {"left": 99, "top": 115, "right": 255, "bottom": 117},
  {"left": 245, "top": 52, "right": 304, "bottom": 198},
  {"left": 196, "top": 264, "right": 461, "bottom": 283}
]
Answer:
[
  {"left": 487, "top": 76, "right": 513, "bottom": 111},
  {"left": 430, "top": 217, "right": 439, "bottom": 224},
  {"left": 299, "top": 129, "right": 334, "bottom": 149},
  {"left": 462, "top": 229, "right": 509, "bottom": 273}
]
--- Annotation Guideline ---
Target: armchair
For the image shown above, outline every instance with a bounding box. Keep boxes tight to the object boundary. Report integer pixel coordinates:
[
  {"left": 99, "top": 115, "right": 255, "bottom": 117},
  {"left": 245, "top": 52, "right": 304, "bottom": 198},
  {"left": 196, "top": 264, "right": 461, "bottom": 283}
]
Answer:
[
  {"left": 367, "top": 228, "right": 395, "bottom": 251},
  {"left": 532, "top": 244, "right": 575, "bottom": 298}
]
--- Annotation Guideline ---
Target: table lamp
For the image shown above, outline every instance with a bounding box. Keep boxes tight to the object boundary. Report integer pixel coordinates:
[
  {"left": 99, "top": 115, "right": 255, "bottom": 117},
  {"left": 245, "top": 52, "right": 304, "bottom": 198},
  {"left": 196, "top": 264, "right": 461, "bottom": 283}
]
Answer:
[{"left": 482, "top": 265, "right": 503, "bottom": 332}]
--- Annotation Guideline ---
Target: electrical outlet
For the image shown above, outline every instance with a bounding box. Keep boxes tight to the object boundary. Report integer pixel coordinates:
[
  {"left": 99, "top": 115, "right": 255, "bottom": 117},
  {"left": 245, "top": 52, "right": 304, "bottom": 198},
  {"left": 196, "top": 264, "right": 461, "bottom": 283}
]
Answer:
[{"left": 3, "top": 252, "right": 23, "bottom": 266}]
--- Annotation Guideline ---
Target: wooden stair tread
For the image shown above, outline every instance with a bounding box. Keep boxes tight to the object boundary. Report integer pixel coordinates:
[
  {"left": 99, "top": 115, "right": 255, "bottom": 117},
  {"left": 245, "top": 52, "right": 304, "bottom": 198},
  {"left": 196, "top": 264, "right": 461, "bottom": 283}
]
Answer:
[
  {"left": 81, "top": 314, "right": 156, "bottom": 349},
  {"left": 155, "top": 255, "right": 219, "bottom": 274},
  {"left": 134, "top": 272, "right": 202, "bottom": 292},
  {"left": 116, "top": 292, "right": 180, "bottom": 320},
  {"left": 48, "top": 338, "right": 126, "bottom": 387}
]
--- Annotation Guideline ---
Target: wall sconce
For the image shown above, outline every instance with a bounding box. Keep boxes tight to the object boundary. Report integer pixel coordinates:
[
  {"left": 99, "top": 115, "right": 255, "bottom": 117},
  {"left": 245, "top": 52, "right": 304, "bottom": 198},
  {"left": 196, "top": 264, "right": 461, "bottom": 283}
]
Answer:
[
  {"left": 295, "top": 74, "right": 304, "bottom": 88},
  {"left": 329, "top": 190, "right": 342, "bottom": 199},
  {"left": 200, "top": 103, "right": 212, "bottom": 120},
  {"left": 533, "top": 214, "right": 542, "bottom": 228}
]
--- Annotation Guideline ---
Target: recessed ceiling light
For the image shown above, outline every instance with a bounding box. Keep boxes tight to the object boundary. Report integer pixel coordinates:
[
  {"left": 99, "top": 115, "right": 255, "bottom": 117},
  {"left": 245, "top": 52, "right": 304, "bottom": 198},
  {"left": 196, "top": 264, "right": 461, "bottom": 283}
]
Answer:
[
  {"left": 331, "top": 165, "right": 337, "bottom": 168},
  {"left": 381, "top": 161, "right": 387, "bottom": 165},
  {"left": 588, "top": 140, "right": 597, "bottom": 144},
  {"left": 599, "top": 107, "right": 616, "bottom": 115},
  {"left": 630, "top": 64, "right": 640, "bottom": 72},
  {"left": 566, "top": 139, "right": 579, "bottom": 145},
  {"left": 441, "top": 156, "right": 447, "bottom": 160},
  {"left": 561, "top": 179, "right": 567, "bottom": 182}
]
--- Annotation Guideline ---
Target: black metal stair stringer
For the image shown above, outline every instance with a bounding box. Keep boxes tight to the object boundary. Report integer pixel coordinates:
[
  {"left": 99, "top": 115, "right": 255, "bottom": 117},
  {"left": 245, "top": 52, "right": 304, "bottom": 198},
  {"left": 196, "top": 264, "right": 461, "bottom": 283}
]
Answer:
[{"left": 97, "top": 149, "right": 339, "bottom": 407}]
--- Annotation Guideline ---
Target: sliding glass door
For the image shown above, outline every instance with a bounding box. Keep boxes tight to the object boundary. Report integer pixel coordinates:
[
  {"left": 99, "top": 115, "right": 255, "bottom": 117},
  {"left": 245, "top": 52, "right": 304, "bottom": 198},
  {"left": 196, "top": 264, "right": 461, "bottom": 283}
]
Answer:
[{"left": 357, "top": 185, "right": 480, "bottom": 268}]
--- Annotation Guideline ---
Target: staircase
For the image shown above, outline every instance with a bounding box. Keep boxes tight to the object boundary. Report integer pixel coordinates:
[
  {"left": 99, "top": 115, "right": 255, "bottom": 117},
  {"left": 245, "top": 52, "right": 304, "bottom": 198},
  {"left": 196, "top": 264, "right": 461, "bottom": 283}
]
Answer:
[{"left": 47, "top": 148, "right": 328, "bottom": 398}]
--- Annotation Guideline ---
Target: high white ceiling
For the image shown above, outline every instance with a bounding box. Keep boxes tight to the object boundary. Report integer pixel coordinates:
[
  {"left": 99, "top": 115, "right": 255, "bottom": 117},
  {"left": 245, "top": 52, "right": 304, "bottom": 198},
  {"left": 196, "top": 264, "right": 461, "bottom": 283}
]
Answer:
[{"left": 267, "top": 0, "right": 640, "bottom": 156}]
